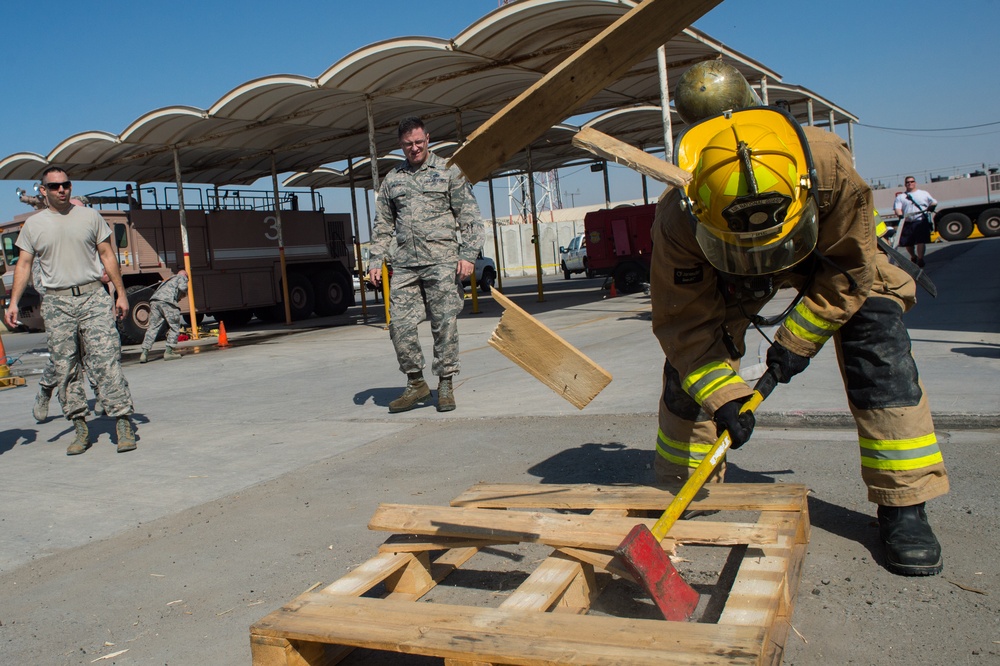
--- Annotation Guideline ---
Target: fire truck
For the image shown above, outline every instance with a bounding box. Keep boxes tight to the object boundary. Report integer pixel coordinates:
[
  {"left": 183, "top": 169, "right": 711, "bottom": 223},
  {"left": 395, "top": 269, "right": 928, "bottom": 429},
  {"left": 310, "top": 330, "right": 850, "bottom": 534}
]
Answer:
[
  {"left": 872, "top": 169, "right": 1000, "bottom": 242},
  {"left": 1, "top": 188, "right": 356, "bottom": 341},
  {"left": 582, "top": 203, "right": 656, "bottom": 293}
]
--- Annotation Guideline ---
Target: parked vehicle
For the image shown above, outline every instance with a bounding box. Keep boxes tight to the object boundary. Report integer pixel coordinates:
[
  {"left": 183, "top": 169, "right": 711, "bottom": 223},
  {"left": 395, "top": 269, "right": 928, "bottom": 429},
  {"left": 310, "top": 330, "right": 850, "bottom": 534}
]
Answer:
[
  {"left": 559, "top": 232, "right": 592, "bottom": 279},
  {"left": 0, "top": 187, "right": 356, "bottom": 341},
  {"left": 872, "top": 169, "right": 1000, "bottom": 242},
  {"left": 583, "top": 203, "right": 656, "bottom": 293},
  {"left": 461, "top": 253, "right": 497, "bottom": 293}
]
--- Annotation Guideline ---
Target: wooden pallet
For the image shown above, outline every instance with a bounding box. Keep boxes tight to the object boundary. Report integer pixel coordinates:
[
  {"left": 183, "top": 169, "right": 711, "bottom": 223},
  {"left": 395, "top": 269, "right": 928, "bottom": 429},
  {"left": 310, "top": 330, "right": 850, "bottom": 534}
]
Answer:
[
  {"left": 0, "top": 374, "right": 26, "bottom": 390},
  {"left": 251, "top": 482, "right": 809, "bottom": 665}
]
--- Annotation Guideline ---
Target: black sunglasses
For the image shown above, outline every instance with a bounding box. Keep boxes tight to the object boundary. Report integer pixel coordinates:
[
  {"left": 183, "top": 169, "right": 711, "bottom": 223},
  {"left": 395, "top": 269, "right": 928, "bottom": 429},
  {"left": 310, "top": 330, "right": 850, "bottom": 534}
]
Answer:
[{"left": 43, "top": 180, "right": 72, "bottom": 190}]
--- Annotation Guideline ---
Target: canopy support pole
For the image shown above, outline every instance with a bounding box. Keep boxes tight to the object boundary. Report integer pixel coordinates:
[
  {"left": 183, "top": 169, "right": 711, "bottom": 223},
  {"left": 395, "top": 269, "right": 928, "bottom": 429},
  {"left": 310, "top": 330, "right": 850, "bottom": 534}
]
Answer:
[
  {"left": 365, "top": 97, "right": 381, "bottom": 193},
  {"left": 602, "top": 160, "right": 611, "bottom": 208},
  {"left": 347, "top": 157, "right": 369, "bottom": 318},
  {"left": 657, "top": 45, "right": 674, "bottom": 163},
  {"left": 526, "top": 146, "right": 544, "bottom": 302},
  {"left": 488, "top": 178, "right": 503, "bottom": 290},
  {"left": 270, "top": 157, "right": 292, "bottom": 325},
  {"left": 172, "top": 147, "right": 199, "bottom": 339}
]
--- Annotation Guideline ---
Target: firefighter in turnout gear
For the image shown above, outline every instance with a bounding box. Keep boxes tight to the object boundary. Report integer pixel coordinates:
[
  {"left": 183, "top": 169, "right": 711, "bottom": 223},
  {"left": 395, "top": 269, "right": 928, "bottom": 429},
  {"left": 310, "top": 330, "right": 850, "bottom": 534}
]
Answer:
[{"left": 649, "top": 69, "right": 948, "bottom": 576}]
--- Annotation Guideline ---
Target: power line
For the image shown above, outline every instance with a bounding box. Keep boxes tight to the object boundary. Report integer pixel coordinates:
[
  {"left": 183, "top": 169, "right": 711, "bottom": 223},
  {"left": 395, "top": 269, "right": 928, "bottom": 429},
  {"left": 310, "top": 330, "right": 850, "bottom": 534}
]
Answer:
[{"left": 857, "top": 120, "right": 1000, "bottom": 132}]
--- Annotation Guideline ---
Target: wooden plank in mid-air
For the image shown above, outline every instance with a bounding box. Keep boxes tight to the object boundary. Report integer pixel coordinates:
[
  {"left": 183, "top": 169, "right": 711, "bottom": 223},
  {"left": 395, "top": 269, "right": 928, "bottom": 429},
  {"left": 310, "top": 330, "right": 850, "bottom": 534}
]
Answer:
[
  {"left": 448, "top": 0, "right": 723, "bottom": 184},
  {"left": 488, "top": 289, "right": 611, "bottom": 410},
  {"left": 572, "top": 127, "right": 692, "bottom": 188}
]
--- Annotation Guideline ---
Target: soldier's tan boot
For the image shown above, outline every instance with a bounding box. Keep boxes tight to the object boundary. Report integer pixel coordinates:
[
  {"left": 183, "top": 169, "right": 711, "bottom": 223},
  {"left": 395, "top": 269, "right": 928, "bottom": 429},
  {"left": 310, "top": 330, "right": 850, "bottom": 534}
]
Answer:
[
  {"left": 163, "top": 347, "right": 182, "bottom": 361},
  {"left": 66, "top": 418, "right": 90, "bottom": 456},
  {"left": 34, "top": 388, "right": 52, "bottom": 423},
  {"left": 139, "top": 350, "right": 149, "bottom": 363},
  {"left": 389, "top": 373, "right": 431, "bottom": 413},
  {"left": 436, "top": 376, "right": 456, "bottom": 412},
  {"left": 116, "top": 417, "right": 137, "bottom": 453}
]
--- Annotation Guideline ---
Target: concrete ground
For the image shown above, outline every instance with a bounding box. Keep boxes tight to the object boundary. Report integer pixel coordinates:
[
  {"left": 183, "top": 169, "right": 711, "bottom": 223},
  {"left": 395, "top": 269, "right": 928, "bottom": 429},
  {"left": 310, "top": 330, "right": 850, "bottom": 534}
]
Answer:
[{"left": 1, "top": 237, "right": 998, "bottom": 665}]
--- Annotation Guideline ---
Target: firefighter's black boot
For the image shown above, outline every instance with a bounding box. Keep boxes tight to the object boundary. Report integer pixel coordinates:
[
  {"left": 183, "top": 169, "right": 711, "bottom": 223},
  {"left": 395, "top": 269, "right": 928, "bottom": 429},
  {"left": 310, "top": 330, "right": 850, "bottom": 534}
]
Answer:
[
  {"left": 877, "top": 503, "right": 943, "bottom": 576},
  {"left": 389, "top": 372, "right": 431, "bottom": 413}
]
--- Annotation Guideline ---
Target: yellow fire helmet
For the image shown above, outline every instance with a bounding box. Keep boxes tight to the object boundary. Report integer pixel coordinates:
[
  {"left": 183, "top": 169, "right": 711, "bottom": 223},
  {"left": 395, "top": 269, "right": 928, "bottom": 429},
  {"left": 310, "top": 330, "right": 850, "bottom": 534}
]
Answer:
[{"left": 676, "top": 107, "right": 819, "bottom": 276}]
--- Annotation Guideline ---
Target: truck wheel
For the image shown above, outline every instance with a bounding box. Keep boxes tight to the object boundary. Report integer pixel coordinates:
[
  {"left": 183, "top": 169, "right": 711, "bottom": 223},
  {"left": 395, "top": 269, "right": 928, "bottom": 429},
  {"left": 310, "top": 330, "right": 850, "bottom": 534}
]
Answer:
[
  {"left": 312, "top": 270, "right": 352, "bottom": 316},
  {"left": 182, "top": 312, "right": 205, "bottom": 327},
  {"left": 937, "top": 212, "right": 973, "bottom": 242},
  {"left": 118, "top": 285, "right": 158, "bottom": 345},
  {"left": 263, "top": 273, "right": 316, "bottom": 322},
  {"left": 584, "top": 260, "right": 595, "bottom": 279},
  {"left": 215, "top": 308, "right": 254, "bottom": 329},
  {"left": 613, "top": 262, "right": 648, "bottom": 294},
  {"left": 479, "top": 267, "right": 496, "bottom": 294},
  {"left": 285, "top": 273, "right": 315, "bottom": 320},
  {"left": 976, "top": 208, "right": 1000, "bottom": 237},
  {"left": 562, "top": 262, "right": 571, "bottom": 280}
]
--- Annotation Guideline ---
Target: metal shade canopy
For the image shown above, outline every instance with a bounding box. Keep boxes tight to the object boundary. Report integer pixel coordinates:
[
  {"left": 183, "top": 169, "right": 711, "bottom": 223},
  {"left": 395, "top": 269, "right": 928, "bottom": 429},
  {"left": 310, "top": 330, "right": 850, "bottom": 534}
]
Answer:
[{"left": 0, "top": 0, "right": 853, "bottom": 188}]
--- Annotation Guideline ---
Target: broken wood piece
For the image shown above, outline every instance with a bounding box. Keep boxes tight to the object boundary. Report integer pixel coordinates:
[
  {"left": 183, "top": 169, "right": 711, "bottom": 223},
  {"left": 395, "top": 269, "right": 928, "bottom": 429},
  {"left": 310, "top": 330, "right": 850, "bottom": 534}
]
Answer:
[
  {"left": 379, "top": 533, "right": 516, "bottom": 553},
  {"left": 368, "top": 503, "right": 778, "bottom": 552},
  {"left": 488, "top": 289, "right": 611, "bottom": 409},
  {"left": 573, "top": 127, "right": 692, "bottom": 187},
  {"left": 251, "top": 482, "right": 811, "bottom": 665},
  {"left": 448, "top": 0, "right": 724, "bottom": 183},
  {"left": 253, "top": 593, "right": 765, "bottom": 665},
  {"left": 451, "top": 481, "right": 807, "bottom": 512},
  {"left": 500, "top": 551, "right": 596, "bottom": 614}
]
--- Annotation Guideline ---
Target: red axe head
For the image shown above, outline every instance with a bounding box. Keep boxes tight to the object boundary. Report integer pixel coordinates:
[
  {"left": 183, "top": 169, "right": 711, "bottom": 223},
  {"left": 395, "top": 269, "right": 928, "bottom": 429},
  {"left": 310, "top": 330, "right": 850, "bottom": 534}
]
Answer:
[{"left": 615, "top": 523, "right": 700, "bottom": 621}]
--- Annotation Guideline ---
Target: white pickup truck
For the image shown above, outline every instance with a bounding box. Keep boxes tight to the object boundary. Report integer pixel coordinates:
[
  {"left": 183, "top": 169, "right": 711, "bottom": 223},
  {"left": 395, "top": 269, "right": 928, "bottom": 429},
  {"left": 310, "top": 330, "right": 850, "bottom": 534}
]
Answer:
[
  {"left": 462, "top": 254, "right": 497, "bottom": 293},
  {"left": 559, "top": 233, "right": 592, "bottom": 279}
]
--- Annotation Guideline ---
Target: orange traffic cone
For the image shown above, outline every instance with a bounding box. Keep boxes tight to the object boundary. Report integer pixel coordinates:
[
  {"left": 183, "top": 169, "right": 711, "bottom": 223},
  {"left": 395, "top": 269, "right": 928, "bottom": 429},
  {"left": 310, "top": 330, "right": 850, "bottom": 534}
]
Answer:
[
  {"left": 217, "top": 321, "right": 231, "bottom": 348},
  {"left": 608, "top": 281, "right": 618, "bottom": 298},
  {"left": 0, "top": 331, "right": 26, "bottom": 388},
  {"left": 0, "top": 331, "right": 9, "bottom": 378}
]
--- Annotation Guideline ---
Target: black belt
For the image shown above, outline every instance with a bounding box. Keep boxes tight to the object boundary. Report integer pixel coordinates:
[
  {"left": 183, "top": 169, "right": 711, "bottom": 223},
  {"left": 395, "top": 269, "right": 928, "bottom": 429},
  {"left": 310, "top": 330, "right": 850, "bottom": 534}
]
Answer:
[{"left": 46, "top": 281, "right": 103, "bottom": 296}]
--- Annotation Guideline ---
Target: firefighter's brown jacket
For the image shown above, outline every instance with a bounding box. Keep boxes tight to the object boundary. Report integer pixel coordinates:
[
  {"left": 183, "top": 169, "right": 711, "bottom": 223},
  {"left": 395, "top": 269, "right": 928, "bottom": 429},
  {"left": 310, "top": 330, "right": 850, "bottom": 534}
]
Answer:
[{"left": 650, "top": 126, "right": 877, "bottom": 415}]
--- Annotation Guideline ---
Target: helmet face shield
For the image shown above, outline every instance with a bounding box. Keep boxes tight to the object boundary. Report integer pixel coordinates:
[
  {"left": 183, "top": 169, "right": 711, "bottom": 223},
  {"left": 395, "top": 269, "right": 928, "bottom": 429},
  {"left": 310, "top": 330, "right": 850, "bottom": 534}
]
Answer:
[
  {"left": 695, "top": 197, "right": 818, "bottom": 275},
  {"left": 676, "top": 107, "right": 819, "bottom": 275}
]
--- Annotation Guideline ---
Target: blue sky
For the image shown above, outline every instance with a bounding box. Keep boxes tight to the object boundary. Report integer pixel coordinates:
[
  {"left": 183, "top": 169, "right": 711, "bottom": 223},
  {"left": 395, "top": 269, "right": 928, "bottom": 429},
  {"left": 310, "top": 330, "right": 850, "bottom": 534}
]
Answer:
[{"left": 1, "top": 0, "right": 996, "bottom": 233}]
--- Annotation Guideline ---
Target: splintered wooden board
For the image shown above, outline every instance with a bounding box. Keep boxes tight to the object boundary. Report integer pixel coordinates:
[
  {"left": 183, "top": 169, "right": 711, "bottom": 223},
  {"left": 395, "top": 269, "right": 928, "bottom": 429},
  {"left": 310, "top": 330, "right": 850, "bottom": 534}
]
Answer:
[
  {"left": 448, "top": 0, "right": 723, "bottom": 184},
  {"left": 572, "top": 127, "right": 693, "bottom": 188},
  {"left": 488, "top": 289, "right": 611, "bottom": 410},
  {"left": 250, "top": 482, "right": 810, "bottom": 666}
]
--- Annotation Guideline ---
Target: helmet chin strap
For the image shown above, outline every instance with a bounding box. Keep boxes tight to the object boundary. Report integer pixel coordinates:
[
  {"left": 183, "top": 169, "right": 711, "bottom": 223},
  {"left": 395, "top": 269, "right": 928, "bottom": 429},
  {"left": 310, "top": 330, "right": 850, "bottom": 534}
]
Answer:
[{"left": 731, "top": 247, "right": 859, "bottom": 343}]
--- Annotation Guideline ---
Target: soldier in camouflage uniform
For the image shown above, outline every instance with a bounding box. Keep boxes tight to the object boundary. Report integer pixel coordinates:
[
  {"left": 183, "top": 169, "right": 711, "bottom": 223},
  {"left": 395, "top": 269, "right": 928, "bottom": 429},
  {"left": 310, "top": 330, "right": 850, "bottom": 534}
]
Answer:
[
  {"left": 32, "top": 259, "right": 108, "bottom": 423},
  {"left": 4, "top": 167, "right": 137, "bottom": 455},
  {"left": 368, "top": 117, "right": 485, "bottom": 413},
  {"left": 139, "top": 270, "right": 189, "bottom": 363}
]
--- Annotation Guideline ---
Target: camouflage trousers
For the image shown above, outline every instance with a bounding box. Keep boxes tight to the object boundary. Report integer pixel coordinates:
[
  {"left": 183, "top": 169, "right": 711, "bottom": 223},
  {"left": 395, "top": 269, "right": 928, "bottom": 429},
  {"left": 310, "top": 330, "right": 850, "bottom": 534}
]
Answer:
[
  {"left": 41, "top": 287, "right": 134, "bottom": 420},
  {"left": 388, "top": 263, "right": 465, "bottom": 378},
  {"left": 141, "top": 300, "right": 183, "bottom": 352},
  {"left": 38, "top": 336, "right": 99, "bottom": 405}
]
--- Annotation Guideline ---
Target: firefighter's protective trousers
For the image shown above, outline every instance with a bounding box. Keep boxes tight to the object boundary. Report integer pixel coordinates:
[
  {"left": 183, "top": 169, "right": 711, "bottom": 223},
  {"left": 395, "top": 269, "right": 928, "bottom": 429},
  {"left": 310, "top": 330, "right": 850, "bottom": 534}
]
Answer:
[{"left": 655, "top": 253, "right": 949, "bottom": 506}]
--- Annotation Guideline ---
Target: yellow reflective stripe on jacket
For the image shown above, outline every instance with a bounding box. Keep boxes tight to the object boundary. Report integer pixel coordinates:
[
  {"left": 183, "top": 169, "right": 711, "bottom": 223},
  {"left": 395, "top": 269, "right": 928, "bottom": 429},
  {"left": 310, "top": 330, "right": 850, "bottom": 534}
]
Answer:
[
  {"left": 874, "top": 209, "right": 888, "bottom": 237},
  {"left": 859, "top": 433, "right": 943, "bottom": 471},
  {"left": 682, "top": 361, "right": 743, "bottom": 406},
  {"left": 782, "top": 300, "right": 840, "bottom": 346},
  {"left": 657, "top": 429, "right": 712, "bottom": 469}
]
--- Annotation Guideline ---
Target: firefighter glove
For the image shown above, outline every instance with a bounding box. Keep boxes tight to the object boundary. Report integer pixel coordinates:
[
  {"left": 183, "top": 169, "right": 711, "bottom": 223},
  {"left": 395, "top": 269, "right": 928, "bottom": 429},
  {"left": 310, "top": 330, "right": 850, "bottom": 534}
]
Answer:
[
  {"left": 714, "top": 399, "right": 756, "bottom": 449},
  {"left": 766, "top": 342, "right": 811, "bottom": 384}
]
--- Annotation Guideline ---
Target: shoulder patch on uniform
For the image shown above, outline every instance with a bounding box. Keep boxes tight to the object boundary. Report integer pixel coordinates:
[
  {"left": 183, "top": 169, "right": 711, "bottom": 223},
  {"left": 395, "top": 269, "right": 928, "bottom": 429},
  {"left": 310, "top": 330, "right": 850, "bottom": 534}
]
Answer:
[{"left": 674, "top": 266, "right": 703, "bottom": 285}]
